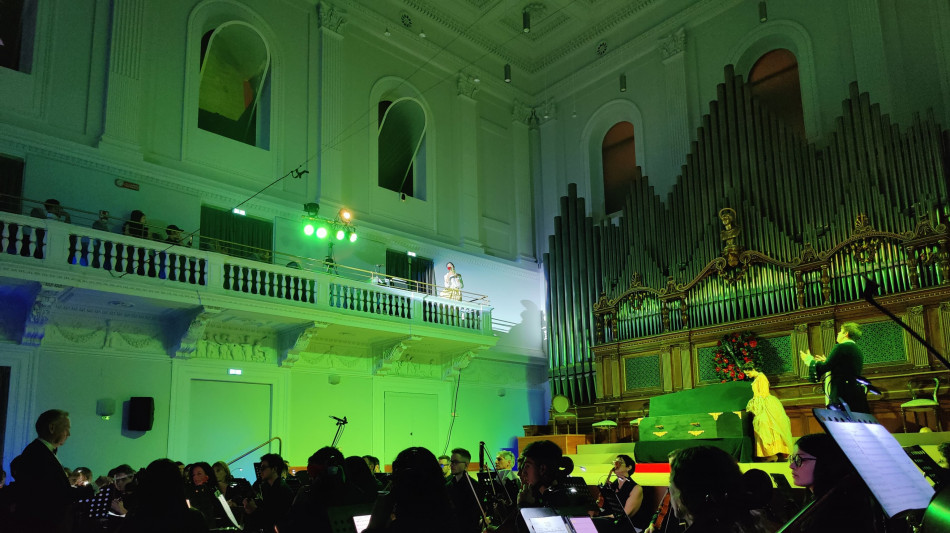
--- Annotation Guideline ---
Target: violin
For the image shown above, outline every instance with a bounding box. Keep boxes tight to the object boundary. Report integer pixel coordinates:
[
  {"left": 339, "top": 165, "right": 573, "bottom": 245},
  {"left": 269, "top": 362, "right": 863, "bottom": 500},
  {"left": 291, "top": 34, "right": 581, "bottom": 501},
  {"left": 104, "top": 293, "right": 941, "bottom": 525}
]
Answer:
[{"left": 647, "top": 491, "right": 672, "bottom": 532}]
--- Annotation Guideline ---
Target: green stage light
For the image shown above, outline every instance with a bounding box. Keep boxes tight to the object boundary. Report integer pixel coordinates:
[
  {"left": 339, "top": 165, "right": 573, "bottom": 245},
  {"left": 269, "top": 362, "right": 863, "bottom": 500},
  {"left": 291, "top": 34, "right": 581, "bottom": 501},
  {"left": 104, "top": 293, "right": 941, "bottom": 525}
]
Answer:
[
  {"left": 336, "top": 229, "right": 345, "bottom": 240},
  {"left": 303, "top": 224, "right": 315, "bottom": 236},
  {"left": 316, "top": 226, "right": 328, "bottom": 239},
  {"left": 349, "top": 231, "right": 358, "bottom": 243}
]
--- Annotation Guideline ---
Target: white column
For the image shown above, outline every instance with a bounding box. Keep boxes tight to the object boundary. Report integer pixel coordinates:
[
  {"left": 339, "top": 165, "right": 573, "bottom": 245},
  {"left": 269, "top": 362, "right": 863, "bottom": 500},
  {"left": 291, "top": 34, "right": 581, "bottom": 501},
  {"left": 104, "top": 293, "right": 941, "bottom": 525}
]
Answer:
[
  {"left": 536, "top": 99, "right": 560, "bottom": 256},
  {"left": 847, "top": 0, "right": 895, "bottom": 114},
  {"left": 100, "top": 0, "right": 145, "bottom": 151},
  {"left": 660, "top": 28, "right": 689, "bottom": 187},
  {"left": 456, "top": 74, "right": 482, "bottom": 251},
  {"left": 511, "top": 101, "right": 535, "bottom": 263},
  {"left": 317, "top": 2, "right": 346, "bottom": 205}
]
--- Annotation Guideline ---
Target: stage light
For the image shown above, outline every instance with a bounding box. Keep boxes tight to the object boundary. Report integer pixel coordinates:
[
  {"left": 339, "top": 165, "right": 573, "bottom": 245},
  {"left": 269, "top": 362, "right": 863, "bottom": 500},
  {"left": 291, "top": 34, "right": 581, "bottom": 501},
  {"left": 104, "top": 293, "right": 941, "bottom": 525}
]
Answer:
[
  {"left": 349, "top": 231, "right": 358, "bottom": 243},
  {"left": 336, "top": 229, "right": 346, "bottom": 240},
  {"left": 316, "top": 226, "right": 328, "bottom": 239},
  {"left": 304, "top": 202, "right": 320, "bottom": 216},
  {"left": 339, "top": 208, "right": 352, "bottom": 222},
  {"left": 304, "top": 224, "right": 315, "bottom": 236}
]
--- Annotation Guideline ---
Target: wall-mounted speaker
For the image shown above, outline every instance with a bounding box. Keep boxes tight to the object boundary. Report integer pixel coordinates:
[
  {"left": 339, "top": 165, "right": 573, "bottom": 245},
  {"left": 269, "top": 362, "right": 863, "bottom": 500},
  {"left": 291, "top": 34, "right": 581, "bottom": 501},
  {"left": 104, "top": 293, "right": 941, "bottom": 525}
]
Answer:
[{"left": 128, "top": 396, "right": 154, "bottom": 431}]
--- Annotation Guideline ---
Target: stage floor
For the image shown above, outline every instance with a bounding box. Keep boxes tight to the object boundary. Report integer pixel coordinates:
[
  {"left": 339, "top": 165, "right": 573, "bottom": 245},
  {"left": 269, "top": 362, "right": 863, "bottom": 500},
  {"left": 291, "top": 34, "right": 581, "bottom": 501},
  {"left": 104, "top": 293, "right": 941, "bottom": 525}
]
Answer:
[{"left": 564, "top": 431, "right": 949, "bottom": 487}]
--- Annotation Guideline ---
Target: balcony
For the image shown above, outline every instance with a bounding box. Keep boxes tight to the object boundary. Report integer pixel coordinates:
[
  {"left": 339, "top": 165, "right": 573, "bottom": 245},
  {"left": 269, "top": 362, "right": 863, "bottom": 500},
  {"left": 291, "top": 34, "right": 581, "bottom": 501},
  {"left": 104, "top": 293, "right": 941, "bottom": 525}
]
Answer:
[{"left": 0, "top": 212, "right": 496, "bottom": 378}]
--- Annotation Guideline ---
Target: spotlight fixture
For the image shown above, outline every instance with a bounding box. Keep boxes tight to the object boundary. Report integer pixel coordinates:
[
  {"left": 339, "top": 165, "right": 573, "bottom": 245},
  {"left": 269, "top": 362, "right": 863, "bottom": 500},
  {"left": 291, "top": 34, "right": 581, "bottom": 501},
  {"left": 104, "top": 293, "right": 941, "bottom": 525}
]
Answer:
[
  {"left": 758, "top": 1, "right": 767, "bottom": 22},
  {"left": 419, "top": 29, "right": 426, "bottom": 38},
  {"left": 384, "top": 28, "right": 391, "bottom": 37},
  {"left": 316, "top": 226, "right": 328, "bottom": 239},
  {"left": 348, "top": 231, "right": 358, "bottom": 243},
  {"left": 620, "top": 74, "right": 627, "bottom": 92},
  {"left": 304, "top": 202, "right": 320, "bottom": 217},
  {"left": 504, "top": 63, "right": 511, "bottom": 83},
  {"left": 338, "top": 208, "right": 352, "bottom": 222},
  {"left": 523, "top": 10, "right": 530, "bottom": 33},
  {"left": 335, "top": 229, "right": 345, "bottom": 240},
  {"left": 304, "top": 224, "right": 315, "bottom": 236}
]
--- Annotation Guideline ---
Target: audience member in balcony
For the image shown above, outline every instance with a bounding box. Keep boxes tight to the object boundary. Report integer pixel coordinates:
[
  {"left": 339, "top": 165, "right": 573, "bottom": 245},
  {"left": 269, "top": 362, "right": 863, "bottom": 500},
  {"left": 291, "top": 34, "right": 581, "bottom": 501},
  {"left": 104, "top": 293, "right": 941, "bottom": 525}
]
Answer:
[
  {"left": 439, "top": 262, "right": 464, "bottom": 301},
  {"left": 789, "top": 433, "right": 883, "bottom": 533},
  {"left": 187, "top": 462, "right": 221, "bottom": 528},
  {"left": 166, "top": 224, "right": 193, "bottom": 247},
  {"left": 8, "top": 409, "right": 76, "bottom": 533},
  {"left": 92, "top": 209, "right": 112, "bottom": 232},
  {"left": 122, "top": 210, "right": 148, "bottom": 239},
  {"left": 119, "top": 458, "right": 208, "bottom": 533},
  {"left": 799, "top": 322, "right": 869, "bottom": 413},
  {"left": 244, "top": 453, "right": 294, "bottom": 533},
  {"left": 30, "top": 198, "right": 71, "bottom": 223},
  {"left": 365, "top": 447, "right": 458, "bottom": 533},
  {"left": 667, "top": 446, "right": 773, "bottom": 533}
]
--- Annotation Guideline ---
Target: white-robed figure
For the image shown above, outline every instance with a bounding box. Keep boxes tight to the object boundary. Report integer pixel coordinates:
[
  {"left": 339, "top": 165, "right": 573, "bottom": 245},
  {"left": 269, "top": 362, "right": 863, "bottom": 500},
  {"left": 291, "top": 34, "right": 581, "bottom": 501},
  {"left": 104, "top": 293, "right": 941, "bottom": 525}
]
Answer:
[{"left": 439, "top": 262, "right": 463, "bottom": 301}]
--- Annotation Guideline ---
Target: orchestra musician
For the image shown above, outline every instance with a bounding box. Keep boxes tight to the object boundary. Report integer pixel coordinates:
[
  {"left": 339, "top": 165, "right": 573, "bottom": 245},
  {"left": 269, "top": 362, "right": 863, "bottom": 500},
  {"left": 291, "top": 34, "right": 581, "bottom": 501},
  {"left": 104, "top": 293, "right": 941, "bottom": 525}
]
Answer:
[{"left": 601, "top": 455, "right": 652, "bottom": 531}]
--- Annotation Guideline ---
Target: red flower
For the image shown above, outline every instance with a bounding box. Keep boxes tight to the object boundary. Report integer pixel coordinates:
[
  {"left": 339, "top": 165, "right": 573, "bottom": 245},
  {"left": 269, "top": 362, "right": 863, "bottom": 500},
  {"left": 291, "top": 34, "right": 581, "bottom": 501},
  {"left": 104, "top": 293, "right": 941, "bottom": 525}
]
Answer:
[
  {"left": 749, "top": 340, "right": 757, "bottom": 348},
  {"left": 738, "top": 372, "right": 745, "bottom": 380},
  {"left": 741, "top": 349, "right": 748, "bottom": 355},
  {"left": 744, "top": 357, "right": 750, "bottom": 362},
  {"left": 721, "top": 380, "right": 727, "bottom": 383},
  {"left": 717, "top": 340, "right": 722, "bottom": 346}
]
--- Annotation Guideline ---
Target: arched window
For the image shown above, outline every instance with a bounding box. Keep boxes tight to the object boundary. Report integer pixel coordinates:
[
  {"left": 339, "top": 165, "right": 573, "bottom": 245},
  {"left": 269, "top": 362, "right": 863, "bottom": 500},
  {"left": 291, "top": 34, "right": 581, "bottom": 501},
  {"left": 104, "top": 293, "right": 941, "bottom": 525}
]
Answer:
[
  {"left": 602, "top": 121, "right": 637, "bottom": 215},
  {"left": 198, "top": 22, "right": 270, "bottom": 148},
  {"left": 378, "top": 98, "right": 427, "bottom": 200},
  {"left": 749, "top": 49, "right": 804, "bottom": 139}
]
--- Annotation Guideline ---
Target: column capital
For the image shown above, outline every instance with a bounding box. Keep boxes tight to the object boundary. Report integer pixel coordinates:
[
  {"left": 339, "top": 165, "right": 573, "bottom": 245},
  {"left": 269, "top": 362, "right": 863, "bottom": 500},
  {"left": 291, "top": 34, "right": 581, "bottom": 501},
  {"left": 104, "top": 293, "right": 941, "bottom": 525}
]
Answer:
[
  {"left": 659, "top": 27, "right": 686, "bottom": 61},
  {"left": 457, "top": 73, "right": 479, "bottom": 99},
  {"left": 512, "top": 99, "right": 533, "bottom": 124},
  {"left": 317, "top": 2, "right": 347, "bottom": 34}
]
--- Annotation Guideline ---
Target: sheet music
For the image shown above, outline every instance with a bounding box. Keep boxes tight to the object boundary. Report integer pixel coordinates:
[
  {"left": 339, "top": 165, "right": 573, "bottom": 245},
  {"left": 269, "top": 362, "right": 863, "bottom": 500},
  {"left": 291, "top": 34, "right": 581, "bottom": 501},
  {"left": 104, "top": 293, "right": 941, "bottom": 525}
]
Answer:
[
  {"left": 528, "top": 516, "right": 571, "bottom": 533},
  {"left": 568, "top": 516, "right": 599, "bottom": 533},
  {"left": 816, "top": 410, "right": 934, "bottom": 517}
]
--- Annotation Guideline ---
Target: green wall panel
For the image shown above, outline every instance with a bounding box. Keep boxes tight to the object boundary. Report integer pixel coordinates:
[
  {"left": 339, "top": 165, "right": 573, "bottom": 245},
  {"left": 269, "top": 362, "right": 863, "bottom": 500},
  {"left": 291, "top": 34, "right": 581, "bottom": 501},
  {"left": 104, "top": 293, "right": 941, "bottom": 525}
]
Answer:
[
  {"left": 697, "top": 346, "right": 718, "bottom": 382},
  {"left": 759, "top": 336, "right": 793, "bottom": 375},
  {"left": 624, "top": 354, "right": 661, "bottom": 390},
  {"left": 859, "top": 321, "right": 906, "bottom": 365}
]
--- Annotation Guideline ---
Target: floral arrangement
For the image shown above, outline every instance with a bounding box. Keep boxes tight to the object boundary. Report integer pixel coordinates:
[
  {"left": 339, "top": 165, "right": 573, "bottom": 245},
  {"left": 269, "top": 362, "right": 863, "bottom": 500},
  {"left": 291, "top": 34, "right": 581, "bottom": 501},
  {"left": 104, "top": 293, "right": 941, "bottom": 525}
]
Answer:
[{"left": 713, "top": 331, "right": 763, "bottom": 382}]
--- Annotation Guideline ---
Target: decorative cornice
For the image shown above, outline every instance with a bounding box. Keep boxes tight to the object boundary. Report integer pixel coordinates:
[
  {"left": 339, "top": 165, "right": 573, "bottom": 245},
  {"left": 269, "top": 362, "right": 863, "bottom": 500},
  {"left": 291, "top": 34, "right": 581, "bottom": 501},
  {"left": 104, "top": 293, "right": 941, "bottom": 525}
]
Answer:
[
  {"left": 278, "top": 321, "right": 329, "bottom": 368},
  {"left": 659, "top": 27, "right": 686, "bottom": 60},
  {"left": 171, "top": 306, "right": 222, "bottom": 359}
]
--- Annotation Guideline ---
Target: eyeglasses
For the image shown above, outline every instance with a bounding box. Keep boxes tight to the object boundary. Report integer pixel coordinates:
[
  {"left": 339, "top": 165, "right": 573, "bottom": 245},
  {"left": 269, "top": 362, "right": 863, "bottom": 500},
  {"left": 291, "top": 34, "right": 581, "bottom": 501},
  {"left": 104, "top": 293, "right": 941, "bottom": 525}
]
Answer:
[
  {"left": 788, "top": 454, "right": 817, "bottom": 468},
  {"left": 439, "top": 463, "right": 449, "bottom": 467},
  {"left": 450, "top": 460, "right": 466, "bottom": 465}
]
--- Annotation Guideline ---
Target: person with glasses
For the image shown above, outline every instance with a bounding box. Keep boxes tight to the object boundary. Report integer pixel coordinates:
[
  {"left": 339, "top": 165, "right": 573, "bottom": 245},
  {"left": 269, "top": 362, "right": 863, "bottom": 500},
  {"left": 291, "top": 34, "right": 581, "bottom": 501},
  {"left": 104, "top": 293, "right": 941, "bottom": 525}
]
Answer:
[
  {"left": 446, "top": 448, "right": 483, "bottom": 533},
  {"left": 789, "top": 434, "right": 884, "bottom": 533},
  {"left": 244, "top": 453, "right": 294, "bottom": 533}
]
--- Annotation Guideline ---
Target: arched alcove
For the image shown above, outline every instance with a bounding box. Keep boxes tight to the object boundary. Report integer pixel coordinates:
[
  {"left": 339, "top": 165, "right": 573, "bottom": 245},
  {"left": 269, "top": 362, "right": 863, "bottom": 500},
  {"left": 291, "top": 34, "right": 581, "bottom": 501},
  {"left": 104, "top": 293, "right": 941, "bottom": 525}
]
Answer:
[{"left": 580, "top": 99, "right": 646, "bottom": 221}]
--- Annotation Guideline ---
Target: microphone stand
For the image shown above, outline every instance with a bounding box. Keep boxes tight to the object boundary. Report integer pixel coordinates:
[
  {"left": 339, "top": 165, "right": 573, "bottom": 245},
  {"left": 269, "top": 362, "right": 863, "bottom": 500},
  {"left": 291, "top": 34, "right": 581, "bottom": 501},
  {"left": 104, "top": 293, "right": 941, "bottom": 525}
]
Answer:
[{"left": 330, "top": 416, "right": 347, "bottom": 448}]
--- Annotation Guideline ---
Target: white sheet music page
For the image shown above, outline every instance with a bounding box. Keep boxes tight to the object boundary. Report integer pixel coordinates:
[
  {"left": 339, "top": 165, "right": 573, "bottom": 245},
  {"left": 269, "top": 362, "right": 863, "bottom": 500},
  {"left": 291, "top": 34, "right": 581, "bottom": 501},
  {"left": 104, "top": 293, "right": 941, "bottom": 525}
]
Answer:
[
  {"left": 528, "top": 516, "right": 572, "bottom": 533},
  {"left": 816, "top": 410, "right": 934, "bottom": 517}
]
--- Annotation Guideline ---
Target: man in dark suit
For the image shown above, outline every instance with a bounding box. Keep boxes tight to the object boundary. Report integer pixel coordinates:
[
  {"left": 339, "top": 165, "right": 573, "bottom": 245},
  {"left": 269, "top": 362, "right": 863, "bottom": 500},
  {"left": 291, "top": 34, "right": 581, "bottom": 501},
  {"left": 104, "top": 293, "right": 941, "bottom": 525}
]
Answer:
[
  {"left": 10, "top": 409, "right": 76, "bottom": 532},
  {"left": 800, "top": 322, "right": 870, "bottom": 413},
  {"left": 446, "top": 448, "right": 483, "bottom": 533}
]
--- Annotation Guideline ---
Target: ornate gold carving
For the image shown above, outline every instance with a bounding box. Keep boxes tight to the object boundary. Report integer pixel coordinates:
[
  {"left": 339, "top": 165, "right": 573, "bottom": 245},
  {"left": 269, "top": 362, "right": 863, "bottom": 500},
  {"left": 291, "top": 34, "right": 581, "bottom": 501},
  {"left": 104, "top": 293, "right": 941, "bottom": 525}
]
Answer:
[{"left": 849, "top": 214, "right": 880, "bottom": 263}]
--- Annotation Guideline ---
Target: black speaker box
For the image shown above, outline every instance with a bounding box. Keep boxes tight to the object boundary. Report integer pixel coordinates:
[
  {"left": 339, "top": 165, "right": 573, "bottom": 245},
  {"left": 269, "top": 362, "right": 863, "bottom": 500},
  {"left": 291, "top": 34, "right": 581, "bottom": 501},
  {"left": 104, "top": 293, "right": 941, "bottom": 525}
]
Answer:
[{"left": 128, "top": 396, "right": 154, "bottom": 431}]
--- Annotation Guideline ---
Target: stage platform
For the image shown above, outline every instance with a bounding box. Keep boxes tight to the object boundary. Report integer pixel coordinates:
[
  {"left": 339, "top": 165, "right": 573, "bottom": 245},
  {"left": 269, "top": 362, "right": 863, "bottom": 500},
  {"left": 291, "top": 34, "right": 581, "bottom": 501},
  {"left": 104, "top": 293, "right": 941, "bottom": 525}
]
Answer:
[{"left": 563, "top": 431, "right": 950, "bottom": 488}]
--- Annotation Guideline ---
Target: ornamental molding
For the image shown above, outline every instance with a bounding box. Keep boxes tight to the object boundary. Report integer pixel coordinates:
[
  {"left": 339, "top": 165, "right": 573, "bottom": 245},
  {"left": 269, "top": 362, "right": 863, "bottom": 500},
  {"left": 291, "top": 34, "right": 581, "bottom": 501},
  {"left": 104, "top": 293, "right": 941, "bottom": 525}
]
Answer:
[
  {"left": 512, "top": 100, "right": 533, "bottom": 125},
  {"left": 170, "top": 306, "right": 222, "bottom": 359},
  {"left": 374, "top": 336, "right": 421, "bottom": 376},
  {"left": 278, "top": 321, "right": 329, "bottom": 368}
]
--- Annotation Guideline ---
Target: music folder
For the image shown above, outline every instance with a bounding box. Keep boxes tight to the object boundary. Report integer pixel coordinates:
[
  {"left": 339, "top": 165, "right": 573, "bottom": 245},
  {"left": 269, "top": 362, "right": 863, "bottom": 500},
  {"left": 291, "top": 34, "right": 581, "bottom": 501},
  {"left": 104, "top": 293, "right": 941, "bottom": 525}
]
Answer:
[{"left": 813, "top": 408, "right": 935, "bottom": 518}]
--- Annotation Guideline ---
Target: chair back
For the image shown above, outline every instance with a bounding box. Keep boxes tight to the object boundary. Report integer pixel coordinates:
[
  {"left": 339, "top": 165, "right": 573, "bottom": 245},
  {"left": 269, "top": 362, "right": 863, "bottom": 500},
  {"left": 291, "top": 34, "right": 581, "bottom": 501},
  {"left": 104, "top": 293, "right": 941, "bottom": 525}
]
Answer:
[{"left": 932, "top": 377, "right": 941, "bottom": 402}]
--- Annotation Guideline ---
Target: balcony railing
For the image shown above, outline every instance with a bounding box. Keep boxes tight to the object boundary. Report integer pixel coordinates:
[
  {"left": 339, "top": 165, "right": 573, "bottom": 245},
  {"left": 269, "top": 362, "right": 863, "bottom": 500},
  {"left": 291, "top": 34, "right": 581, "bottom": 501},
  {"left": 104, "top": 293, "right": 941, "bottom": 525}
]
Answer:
[{"left": 0, "top": 213, "right": 493, "bottom": 335}]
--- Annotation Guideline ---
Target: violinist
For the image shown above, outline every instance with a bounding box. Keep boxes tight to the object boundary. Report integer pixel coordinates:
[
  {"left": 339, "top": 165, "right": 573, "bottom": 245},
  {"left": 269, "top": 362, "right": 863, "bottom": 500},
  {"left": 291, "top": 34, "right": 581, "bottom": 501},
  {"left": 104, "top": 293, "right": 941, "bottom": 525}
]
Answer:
[
  {"left": 602, "top": 455, "right": 651, "bottom": 531},
  {"left": 494, "top": 451, "right": 521, "bottom": 491}
]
